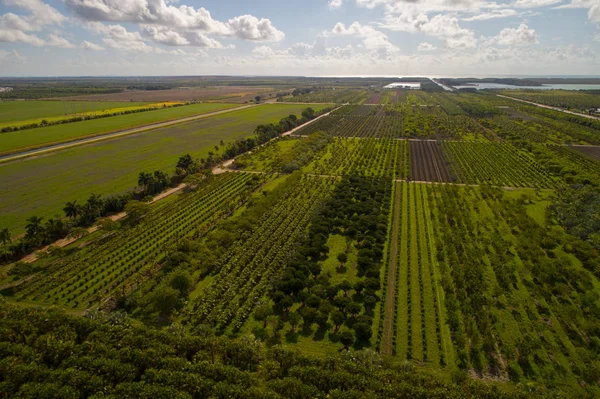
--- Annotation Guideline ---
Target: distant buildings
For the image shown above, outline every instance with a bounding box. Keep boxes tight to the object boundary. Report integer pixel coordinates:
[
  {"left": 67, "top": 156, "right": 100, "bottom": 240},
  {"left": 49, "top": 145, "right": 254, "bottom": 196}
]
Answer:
[{"left": 0, "top": 87, "right": 13, "bottom": 93}]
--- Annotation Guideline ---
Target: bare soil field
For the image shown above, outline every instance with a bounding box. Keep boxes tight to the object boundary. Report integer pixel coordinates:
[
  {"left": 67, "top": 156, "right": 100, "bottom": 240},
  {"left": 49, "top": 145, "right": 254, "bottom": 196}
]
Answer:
[
  {"left": 409, "top": 140, "right": 452, "bottom": 182},
  {"left": 572, "top": 145, "right": 600, "bottom": 161},
  {"left": 364, "top": 93, "right": 381, "bottom": 104},
  {"left": 49, "top": 86, "right": 284, "bottom": 103}
]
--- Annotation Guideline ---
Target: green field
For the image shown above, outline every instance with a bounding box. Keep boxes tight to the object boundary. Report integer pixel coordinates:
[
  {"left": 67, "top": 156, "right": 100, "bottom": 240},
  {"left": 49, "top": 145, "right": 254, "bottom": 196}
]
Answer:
[
  {"left": 0, "top": 102, "right": 241, "bottom": 155},
  {"left": 0, "top": 104, "right": 330, "bottom": 233},
  {"left": 0, "top": 100, "right": 151, "bottom": 123}
]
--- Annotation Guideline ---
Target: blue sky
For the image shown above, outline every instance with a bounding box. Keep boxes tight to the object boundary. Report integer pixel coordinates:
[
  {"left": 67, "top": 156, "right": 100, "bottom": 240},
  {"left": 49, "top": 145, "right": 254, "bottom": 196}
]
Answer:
[{"left": 0, "top": 0, "right": 598, "bottom": 76}]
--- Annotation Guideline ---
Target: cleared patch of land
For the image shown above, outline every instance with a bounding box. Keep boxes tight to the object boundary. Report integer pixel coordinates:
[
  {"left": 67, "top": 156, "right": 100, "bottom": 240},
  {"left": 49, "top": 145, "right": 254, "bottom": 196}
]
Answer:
[
  {"left": 571, "top": 145, "right": 600, "bottom": 161},
  {"left": 54, "top": 86, "right": 284, "bottom": 102},
  {"left": 0, "top": 104, "right": 330, "bottom": 234},
  {"left": 0, "top": 100, "right": 149, "bottom": 123},
  {"left": 0, "top": 102, "right": 240, "bottom": 156}
]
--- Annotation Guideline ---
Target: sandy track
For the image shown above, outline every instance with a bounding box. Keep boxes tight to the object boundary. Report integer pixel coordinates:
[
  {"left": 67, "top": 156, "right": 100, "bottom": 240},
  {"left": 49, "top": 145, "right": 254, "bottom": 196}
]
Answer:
[
  {"left": 18, "top": 183, "right": 186, "bottom": 264},
  {"left": 496, "top": 94, "right": 600, "bottom": 121},
  {"left": 382, "top": 184, "right": 402, "bottom": 355}
]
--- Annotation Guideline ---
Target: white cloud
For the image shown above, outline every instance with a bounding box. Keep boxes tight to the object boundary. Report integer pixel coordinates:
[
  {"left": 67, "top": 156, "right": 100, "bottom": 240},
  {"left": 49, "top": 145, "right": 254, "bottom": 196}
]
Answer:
[
  {"left": 65, "top": 0, "right": 285, "bottom": 41},
  {"left": 418, "top": 42, "right": 437, "bottom": 51},
  {"left": 46, "top": 33, "right": 75, "bottom": 48},
  {"left": 329, "top": 0, "right": 344, "bottom": 9},
  {"left": 331, "top": 21, "right": 398, "bottom": 51},
  {"left": 0, "top": 0, "right": 70, "bottom": 48},
  {"left": 463, "top": 9, "right": 518, "bottom": 21},
  {"left": 555, "top": 1, "right": 600, "bottom": 23},
  {"left": 0, "top": 28, "right": 45, "bottom": 45},
  {"left": 82, "top": 40, "right": 104, "bottom": 50},
  {"left": 3, "top": 0, "right": 66, "bottom": 27},
  {"left": 514, "top": 0, "right": 562, "bottom": 8},
  {"left": 493, "top": 23, "right": 538, "bottom": 45},
  {"left": 226, "top": 15, "right": 285, "bottom": 41}
]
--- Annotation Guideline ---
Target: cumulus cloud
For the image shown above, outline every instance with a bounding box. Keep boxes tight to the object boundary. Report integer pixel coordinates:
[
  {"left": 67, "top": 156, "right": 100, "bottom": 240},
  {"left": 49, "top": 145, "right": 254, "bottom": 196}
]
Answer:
[
  {"left": 65, "top": 0, "right": 285, "bottom": 41},
  {"left": 418, "top": 42, "right": 437, "bottom": 51},
  {"left": 82, "top": 40, "right": 104, "bottom": 50},
  {"left": 493, "top": 23, "right": 538, "bottom": 45},
  {"left": 332, "top": 21, "right": 398, "bottom": 51},
  {"left": 329, "top": 0, "right": 344, "bottom": 9},
  {"left": 0, "top": 28, "right": 45, "bottom": 45},
  {"left": 46, "top": 33, "right": 75, "bottom": 48},
  {"left": 226, "top": 15, "right": 285, "bottom": 41},
  {"left": 3, "top": 0, "right": 66, "bottom": 27},
  {"left": 0, "top": 0, "right": 70, "bottom": 48}
]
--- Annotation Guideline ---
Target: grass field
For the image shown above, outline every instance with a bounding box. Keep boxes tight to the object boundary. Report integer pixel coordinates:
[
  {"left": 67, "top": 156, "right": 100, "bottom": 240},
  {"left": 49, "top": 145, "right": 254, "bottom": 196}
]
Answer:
[
  {"left": 0, "top": 102, "right": 242, "bottom": 155},
  {"left": 0, "top": 100, "right": 151, "bottom": 123},
  {"left": 0, "top": 104, "right": 330, "bottom": 234}
]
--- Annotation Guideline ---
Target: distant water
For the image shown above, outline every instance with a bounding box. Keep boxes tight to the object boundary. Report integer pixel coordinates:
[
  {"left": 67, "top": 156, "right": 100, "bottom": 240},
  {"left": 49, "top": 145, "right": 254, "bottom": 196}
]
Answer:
[
  {"left": 454, "top": 83, "right": 600, "bottom": 90},
  {"left": 384, "top": 82, "right": 421, "bottom": 89}
]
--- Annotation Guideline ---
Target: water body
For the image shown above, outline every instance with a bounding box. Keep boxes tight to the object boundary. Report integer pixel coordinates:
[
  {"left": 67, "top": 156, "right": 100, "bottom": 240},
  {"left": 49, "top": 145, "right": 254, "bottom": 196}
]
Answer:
[
  {"left": 453, "top": 83, "right": 600, "bottom": 90},
  {"left": 384, "top": 82, "right": 421, "bottom": 89}
]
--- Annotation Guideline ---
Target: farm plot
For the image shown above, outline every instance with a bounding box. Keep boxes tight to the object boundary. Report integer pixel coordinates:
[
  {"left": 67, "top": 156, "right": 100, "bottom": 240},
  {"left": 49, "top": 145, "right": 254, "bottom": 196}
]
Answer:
[
  {"left": 427, "top": 184, "right": 600, "bottom": 390},
  {"left": 443, "top": 141, "right": 555, "bottom": 188},
  {"left": 11, "top": 173, "right": 262, "bottom": 309},
  {"left": 0, "top": 104, "right": 329, "bottom": 234},
  {"left": 409, "top": 140, "right": 453, "bottom": 182},
  {"left": 53, "top": 86, "right": 280, "bottom": 102},
  {"left": 570, "top": 145, "right": 600, "bottom": 161},
  {"left": 305, "top": 138, "right": 401, "bottom": 177},
  {"left": 0, "top": 100, "right": 150, "bottom": 125},
  {"left": 183, "top": 175, "right": 335, "bottom": 332},
  {"left": 0, "top": 102, "right": 241, "bottom": 155},
  {"left": 378, "top": 182, "right": 452, "bottom": 366}
]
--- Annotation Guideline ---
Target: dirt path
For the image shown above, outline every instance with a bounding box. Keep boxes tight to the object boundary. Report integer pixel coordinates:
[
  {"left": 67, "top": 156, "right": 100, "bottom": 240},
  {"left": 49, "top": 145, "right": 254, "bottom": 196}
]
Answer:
[
  {"left": 0, "top": 104, "right": 258, "bottom": 163},
  {"left": 382, "top": 183, "right": 402, "bottom": 355},
  {"left": 18, "top": 183, "right": 186, "bottom": 264},
  {"left": 496, "top": 94, "right": 600, "bottom": 121},
  {"left": 213, "top": 106, "right": 343, "bottom": 174}
]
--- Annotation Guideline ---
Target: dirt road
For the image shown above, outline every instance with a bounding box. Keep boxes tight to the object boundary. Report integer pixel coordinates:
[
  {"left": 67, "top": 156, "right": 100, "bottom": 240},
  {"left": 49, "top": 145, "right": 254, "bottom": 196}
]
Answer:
[{"left": 497, "top": 94, "right": 600, "bottom": 121}]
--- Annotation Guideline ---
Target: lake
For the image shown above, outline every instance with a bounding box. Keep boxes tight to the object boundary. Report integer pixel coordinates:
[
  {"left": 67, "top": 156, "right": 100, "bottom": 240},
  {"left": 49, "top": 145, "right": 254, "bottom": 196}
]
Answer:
[{"left": 454, "top": 83, "right": 600, "bottom": 90}]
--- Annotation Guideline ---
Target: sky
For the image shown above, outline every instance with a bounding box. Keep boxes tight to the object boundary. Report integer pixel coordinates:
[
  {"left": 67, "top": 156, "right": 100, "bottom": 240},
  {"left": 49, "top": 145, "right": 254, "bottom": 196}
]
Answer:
[{"left": 0, "top": 0, "right": 599, "bottom": 77}]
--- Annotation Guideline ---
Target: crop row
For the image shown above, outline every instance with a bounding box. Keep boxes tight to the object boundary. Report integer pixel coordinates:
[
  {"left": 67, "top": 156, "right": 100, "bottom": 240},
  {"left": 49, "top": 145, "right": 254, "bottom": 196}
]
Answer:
[
  {"left": 15, "top": 173, "right": 262, "bottom": 308},
  {"left": 184, "top": 175, "right": 335, "bottom": 331},
  {"left": 442, "top": 141, "right": 555, "bottom": 188}
]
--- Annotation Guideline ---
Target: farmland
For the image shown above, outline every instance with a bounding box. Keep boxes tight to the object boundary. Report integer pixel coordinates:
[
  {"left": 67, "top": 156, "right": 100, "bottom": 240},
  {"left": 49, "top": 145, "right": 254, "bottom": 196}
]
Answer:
[
  {"left": 52, "top": 86, "right": 284, "bottom": 102},
  {"left": 0, "top": 100, "right": 150, "bottom": 124},
  {"left": 2, "top": 87, "right": 600, "bottom": 399},
  {"left": 0, "top": 103, "right": 331, "bottom": 233},
  {"left": 0, "top": 102, "right": 241, "bottom": 155}
]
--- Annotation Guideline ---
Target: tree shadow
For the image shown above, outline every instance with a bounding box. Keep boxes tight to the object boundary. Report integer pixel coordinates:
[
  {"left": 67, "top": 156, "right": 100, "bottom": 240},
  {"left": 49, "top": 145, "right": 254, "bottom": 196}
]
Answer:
[{"left": 285, "top": 331, "right": 299, "bottom": 344}]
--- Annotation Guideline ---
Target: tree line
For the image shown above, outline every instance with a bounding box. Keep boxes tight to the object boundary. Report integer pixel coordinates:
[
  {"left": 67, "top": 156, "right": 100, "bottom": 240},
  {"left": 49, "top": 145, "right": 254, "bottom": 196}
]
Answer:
[{"left": 0, "top": 300, "right": 553, "bottom": 399}]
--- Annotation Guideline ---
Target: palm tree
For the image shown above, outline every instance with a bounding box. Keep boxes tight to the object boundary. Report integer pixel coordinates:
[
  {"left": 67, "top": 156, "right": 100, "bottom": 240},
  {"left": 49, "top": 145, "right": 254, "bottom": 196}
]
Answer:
[
  {"left": 0, "top": 227, "right": 10, "bottom": 245},
  {"left": 25, "top": 216, "right": 44, "bottom": 240},
  {"left": 138, "top": 171, "right": 152, "bottom": 188},
  {"left": 63, "top": 201, "right": 81, "bottom": 219}
]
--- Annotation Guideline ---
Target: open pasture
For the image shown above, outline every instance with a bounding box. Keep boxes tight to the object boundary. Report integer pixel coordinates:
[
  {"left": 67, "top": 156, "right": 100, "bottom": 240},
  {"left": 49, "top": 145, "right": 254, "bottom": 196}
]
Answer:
[{"left": 0, "top": 104, "right": 329, "bottom": 233}]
